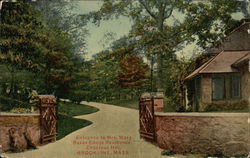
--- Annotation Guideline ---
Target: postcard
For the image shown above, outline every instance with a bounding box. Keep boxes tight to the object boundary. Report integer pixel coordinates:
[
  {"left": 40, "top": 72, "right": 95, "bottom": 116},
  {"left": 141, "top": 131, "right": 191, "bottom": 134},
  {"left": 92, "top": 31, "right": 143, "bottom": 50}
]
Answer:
[{"left": 0, "top": 0, "right": 249, "bottom": 158}]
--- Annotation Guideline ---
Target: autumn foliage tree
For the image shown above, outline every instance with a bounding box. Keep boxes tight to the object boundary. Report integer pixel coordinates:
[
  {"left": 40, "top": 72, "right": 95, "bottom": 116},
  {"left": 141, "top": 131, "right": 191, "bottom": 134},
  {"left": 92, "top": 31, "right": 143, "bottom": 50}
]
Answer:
[{"left": 117, "top": 54, "right": 148, "bottom": 87}]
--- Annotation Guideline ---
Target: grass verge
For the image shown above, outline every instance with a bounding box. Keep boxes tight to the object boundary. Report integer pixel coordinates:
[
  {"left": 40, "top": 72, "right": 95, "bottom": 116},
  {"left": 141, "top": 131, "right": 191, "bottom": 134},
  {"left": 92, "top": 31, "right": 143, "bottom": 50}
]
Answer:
[
  {"left": 58, "top": 101, "right": 99, "bottom": 116},
  {"left": 106, "top": 99, "right": 139, "bottom": 110},
  {"left": 57, "top": 101, "right": 99, "bottom": 140}
]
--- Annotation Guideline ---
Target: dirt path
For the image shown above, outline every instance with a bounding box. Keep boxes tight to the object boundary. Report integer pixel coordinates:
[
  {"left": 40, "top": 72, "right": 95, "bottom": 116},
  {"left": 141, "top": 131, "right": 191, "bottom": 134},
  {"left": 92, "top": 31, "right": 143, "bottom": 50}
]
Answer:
[{"left": 4, "top": 102, "right": 186, "bottom": 158}]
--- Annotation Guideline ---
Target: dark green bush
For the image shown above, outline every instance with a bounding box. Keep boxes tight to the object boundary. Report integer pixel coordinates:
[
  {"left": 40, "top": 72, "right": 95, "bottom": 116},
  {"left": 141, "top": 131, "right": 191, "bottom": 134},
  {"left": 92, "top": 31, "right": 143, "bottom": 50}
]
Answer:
[
  {"left": 204, "top": 100, "right": 249, "bottom": 112},
  {"left": 0, "top": 95, "right": 32, "bottom": 111},
  {"left": 161, "top": 150, "right": 175, "bottom": 156}
]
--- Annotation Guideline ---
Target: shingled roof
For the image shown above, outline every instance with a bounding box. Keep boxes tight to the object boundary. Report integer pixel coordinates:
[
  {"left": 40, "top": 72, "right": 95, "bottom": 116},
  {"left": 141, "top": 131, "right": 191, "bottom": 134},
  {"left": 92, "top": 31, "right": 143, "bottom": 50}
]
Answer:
[
  {"left": 232, "top": 53, "right": 249, "bottom": 68},
  {"left": 185, "top": 50, "right": 249, "bottom": 80}
]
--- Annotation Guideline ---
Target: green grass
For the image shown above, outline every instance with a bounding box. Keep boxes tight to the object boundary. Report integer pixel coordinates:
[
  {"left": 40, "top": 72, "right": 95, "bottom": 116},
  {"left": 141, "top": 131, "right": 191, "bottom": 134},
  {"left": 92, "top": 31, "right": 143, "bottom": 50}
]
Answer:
[
  {"left": 57, "top": 114, "right": 92, "bottom": 140},
  {"left": 57, "top": 101, "right": 99, "bottom": 140},
  {"left": 105, "top": 98, "right": 178, "bottom": 112},
  {"left": 106, "top": 99, "right": 139, "bottom": 110},
  {"left": 105, "top": 98, "right": 179, "bottom": 112},
  {"left": 58, "top": 101, "right": 99, "bottom": 116}
]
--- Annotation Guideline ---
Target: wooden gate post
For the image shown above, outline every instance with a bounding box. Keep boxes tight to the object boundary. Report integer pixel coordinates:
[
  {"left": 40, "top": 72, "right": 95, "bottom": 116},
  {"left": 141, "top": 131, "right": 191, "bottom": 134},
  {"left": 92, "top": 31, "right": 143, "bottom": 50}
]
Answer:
[
  {"left": 139, "top": 92, "right": 164, "bottom": 142},
  {"left": 37, "top": 95, "right": 57, "bottom": 144},
  {"left": 139, "top": 96, "right": 156, "bottom": 142}
]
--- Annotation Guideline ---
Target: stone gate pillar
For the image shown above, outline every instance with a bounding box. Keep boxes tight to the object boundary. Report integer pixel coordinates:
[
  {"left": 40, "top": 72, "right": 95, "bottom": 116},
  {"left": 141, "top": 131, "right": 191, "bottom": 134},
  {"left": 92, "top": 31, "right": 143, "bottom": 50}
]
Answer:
[{"left": 141, "top": 92, "right": 164, "bottom": 112}]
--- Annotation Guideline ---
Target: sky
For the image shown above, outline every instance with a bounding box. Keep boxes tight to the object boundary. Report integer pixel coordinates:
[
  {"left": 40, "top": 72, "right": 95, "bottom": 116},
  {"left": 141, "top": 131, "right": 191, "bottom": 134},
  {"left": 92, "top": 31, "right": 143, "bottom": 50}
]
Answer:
[
  {"left": 72, "top": 1, "right": 133, "bottom": 60},
  {"left": 72, "top": 1, "right": 244, "bottom": 60}
]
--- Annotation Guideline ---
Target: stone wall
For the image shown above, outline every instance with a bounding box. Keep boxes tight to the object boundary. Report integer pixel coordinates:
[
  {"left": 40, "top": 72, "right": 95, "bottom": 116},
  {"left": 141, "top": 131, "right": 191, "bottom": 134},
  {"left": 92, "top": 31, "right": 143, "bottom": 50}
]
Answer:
[
  {"left": 0, "top": 113, "right": 41, "bottom": 152},
  {"left": 155, "top": 112, "right": 250, "bottom": 156}
]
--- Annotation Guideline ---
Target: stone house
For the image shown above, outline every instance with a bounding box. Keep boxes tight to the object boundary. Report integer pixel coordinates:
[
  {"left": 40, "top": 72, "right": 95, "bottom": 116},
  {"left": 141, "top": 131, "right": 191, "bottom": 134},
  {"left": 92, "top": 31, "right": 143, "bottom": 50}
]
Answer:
[{"left": 185, "top": 19, "right": 250, "bottom": 111}]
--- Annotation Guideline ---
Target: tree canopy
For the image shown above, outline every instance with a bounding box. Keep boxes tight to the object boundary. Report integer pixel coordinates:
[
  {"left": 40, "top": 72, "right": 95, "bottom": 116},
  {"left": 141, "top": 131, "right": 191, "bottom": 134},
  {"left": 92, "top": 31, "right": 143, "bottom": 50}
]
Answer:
[
  {"left": 0, "top": 1, "right": 85, "bottom": 104},
  {"left": 84, "top": 0, "right": 240, "bottom": 90},
  {"left": 0, "top": 2, "right": 47, "bottom": 72},
  {"left": 0, "top": 1, "right": 245, "bottom": 112},
  {"left": 31, "top": 0, "right": 88, "bottom": 56},
  {"left": 80, "top": 0, "right": 242, "bottom": 111}
]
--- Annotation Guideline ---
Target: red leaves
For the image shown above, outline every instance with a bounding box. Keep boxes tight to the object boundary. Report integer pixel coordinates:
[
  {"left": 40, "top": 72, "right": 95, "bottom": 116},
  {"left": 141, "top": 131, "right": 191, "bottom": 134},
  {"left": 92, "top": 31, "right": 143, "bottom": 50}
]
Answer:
[{"left": 117, "top": 54, "right": 148, "bottom": 87}]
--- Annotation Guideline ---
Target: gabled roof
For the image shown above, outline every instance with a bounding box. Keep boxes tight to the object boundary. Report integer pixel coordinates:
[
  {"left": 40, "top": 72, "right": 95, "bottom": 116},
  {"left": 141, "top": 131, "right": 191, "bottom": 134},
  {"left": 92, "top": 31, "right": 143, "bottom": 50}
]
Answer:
[
  {"left": 184, "top": 57, "right": 215, "bottom": 80},
  {"left": 185, "top": 50, "right": 249, "bottom": 80},
  {"left": 206, "top": 19, "right": 250, "bottom": 55},
  {"left": 226, "top": 20, "right": 250, "bottom": 36}
]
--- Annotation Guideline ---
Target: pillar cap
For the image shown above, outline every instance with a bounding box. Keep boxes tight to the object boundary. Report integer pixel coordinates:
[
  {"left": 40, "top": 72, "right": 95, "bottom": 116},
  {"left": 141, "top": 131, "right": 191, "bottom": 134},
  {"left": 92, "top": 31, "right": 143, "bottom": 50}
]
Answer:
[{"left": 141, "top": 92, "right": 164, "bottom": 98}]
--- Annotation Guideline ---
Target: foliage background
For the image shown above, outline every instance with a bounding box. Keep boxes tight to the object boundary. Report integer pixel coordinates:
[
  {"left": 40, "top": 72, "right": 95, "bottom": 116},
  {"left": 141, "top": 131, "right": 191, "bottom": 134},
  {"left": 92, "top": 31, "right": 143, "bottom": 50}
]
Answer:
[{"left": 0, "top": 0, "right": 248, "bottom": 112}]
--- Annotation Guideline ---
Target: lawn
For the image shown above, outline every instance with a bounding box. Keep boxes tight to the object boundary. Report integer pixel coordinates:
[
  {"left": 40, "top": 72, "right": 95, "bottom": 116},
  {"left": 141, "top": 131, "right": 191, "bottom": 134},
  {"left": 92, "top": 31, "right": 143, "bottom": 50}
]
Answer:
[
  {"left": 57, "top": 101, "right": 99, "bottom": 140},
  {"left": 105, "top": 98, "right": 178, "bottom": 111},
  {"left": 104, "top": 98, "right": 250, "bottom": 113},
  {"left": 104, "top": 97, "right": 177, "bottom": 112},
  {"left": 58, "top": 101, "right": 99, "bottom": 116},
  {"left": 106, "top": 99, "right": 139, "bottom": 110}
]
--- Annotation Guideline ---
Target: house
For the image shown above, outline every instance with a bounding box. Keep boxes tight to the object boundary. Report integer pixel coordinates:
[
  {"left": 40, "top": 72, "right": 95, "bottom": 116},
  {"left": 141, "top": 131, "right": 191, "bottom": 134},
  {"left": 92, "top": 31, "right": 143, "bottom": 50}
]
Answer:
[{"left": 185, "top": 19, "right": 250, "bottom": 111}]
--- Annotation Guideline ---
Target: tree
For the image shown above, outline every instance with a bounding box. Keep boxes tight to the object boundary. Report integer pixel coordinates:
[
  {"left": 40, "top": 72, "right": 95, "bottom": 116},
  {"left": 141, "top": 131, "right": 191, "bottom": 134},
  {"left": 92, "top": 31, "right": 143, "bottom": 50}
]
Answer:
[
  {"left": 0, "top": 2, "right": 48, "bottom": 98},
  {"left": 0, "top": 2, "right": 47, "bottom": 72},
  {"left": 0, "top": 1, "right": 82, "bottom": 100},
  {"left": 83, "top": 0, "right": 240, "bottom": 93},
  {"left": 239, "top": 0, "right": 250, "bottom": 18},
  {"left": 30, "top": 0, "right": 87, "bottom": 56},
  {"left": 67, "top": 61, "right": 92, "bottom": 103},
  {"left": 40, "top": 29, "right": 75, "bottom": 97},
  {"left": 117, "top": 54, "right": 148, "bottom": 87},
  {"left": 88, "top": 51, "right": 120, "bottom": 102},
  {"left": 86, "top": 37, "right": 151, "bottom": 102},
  {"left": 29, "top": 1, "right": 91, "bottom": 99}
]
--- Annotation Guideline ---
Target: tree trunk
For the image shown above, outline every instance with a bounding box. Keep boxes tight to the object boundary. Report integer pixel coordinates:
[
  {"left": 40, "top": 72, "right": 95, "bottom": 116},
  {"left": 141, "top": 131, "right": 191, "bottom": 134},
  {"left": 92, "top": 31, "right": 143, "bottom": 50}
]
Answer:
[{"left": 156, "top": 16, "right": 165, "bottom": 93}]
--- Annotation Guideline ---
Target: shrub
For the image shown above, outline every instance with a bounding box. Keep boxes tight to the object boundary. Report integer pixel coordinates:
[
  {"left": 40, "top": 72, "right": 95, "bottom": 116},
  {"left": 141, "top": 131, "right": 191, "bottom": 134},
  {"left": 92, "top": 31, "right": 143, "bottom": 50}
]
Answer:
[
  {"left": 164, "top": 97, "right": 177, "bottom": 112},
  {"left": 161, "top": 150, "right": 175, "bottom": 156},
  {"left": 0, "top": 96, "right": 32, "bottom": 111},
  {"left": 68, "top": 94, "right": 81, "bottom": 104},
  {"left": 10, "top": 108, "right": 31, "bottom": 113},
  {"left": 68, "top": 90, "right": 89, "bottom": 104},
  {"left": 203, "top": 100, "right": 249, "bottom": 112}
]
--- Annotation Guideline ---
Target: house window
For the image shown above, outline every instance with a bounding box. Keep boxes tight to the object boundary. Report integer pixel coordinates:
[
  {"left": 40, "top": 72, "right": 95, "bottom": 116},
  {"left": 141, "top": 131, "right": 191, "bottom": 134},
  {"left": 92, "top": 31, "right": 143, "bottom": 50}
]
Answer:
[
  {"left": 212, "top": 76, "right": 225, "bottom": 100},
  {"left": 231, "top": 74, "right": 241, "bottom": 98},
  {"left": 212, "top": 73, "right": 241, "bottom": 100}
]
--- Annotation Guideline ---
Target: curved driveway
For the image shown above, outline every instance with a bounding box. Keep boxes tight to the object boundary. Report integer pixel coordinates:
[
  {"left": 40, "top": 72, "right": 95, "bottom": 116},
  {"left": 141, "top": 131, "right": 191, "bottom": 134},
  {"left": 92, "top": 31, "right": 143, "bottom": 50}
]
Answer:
[{"left": 4, "top": 102, "right": 186, "bottom": 158}]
